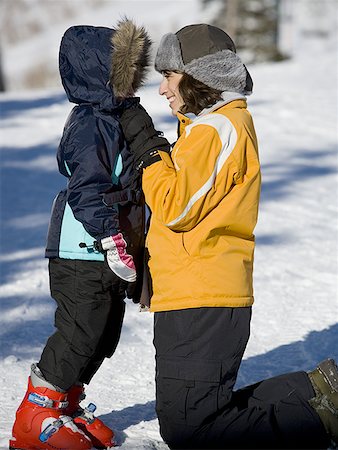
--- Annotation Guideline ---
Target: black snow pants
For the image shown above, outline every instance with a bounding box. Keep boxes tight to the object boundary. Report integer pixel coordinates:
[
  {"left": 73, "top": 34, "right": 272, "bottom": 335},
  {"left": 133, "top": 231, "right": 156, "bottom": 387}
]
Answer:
[
  {"left": 38, "top": 258, "right": 126, "bottom": 391},
  {"left": 154, "top": 307, "right": 329, "bottom": 449}
]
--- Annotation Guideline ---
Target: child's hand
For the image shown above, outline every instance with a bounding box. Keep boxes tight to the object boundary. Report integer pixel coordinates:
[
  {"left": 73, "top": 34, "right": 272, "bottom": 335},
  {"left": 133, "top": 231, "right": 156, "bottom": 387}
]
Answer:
[{"left": 101, "top": 233, "right": 136, "bottom": 282}]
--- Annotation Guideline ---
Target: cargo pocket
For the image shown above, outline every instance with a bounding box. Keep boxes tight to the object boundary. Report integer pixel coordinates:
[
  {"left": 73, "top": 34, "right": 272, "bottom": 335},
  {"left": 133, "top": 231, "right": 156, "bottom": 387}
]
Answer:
[{"left": 156, "top": 356, "right": 223, "bottom": 427}]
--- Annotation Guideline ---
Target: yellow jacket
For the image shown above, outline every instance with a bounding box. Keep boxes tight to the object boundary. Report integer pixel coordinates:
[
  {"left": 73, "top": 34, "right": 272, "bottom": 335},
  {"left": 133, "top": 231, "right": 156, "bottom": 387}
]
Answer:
[{"left": 142, "top": 97, "right": 261, "bottom": 312}]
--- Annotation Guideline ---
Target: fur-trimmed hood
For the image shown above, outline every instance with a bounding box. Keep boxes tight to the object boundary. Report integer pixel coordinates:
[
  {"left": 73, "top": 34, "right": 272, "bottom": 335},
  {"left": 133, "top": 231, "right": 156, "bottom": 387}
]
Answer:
[
  {"left": 110, "top": 18, "right": 152, "bottom": 98},
  {"left": 59, "top": 19, "right": 151, "bottom": 110}
]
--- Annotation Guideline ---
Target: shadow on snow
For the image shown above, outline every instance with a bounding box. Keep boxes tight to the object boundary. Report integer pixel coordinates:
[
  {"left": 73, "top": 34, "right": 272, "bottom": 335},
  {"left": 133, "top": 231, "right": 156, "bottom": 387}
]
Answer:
[
  {"left": 0, "top": 92, "right": 67, "bottom": 119},
  {"left": 0, "top": 142, "right": 65, "bottom": 281},
  {"left": 260, "top": 148, "right": 336, "bottom": 202},
  {"left": 100, "top": 401, "right": 157, "bottom": 445}
]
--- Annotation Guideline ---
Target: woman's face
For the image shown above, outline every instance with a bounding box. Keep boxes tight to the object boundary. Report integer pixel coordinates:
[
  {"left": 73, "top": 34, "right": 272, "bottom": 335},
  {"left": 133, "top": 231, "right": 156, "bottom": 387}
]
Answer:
[{"left": 159, "top": 71, "right": 184, "bottom": 116}]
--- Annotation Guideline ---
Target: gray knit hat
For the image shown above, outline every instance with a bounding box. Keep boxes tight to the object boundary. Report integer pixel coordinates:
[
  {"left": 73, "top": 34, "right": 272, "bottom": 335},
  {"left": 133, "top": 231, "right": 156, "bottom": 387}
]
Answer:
[{"left": 155, "top": 24, "right": 253, "bottom": 95}]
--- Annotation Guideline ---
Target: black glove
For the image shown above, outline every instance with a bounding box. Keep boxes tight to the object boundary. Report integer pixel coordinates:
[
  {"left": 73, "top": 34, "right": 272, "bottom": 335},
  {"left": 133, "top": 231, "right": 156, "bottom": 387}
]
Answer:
[
  {"left": 119, "top": 104, "right": 170, "bottom": 170},
  {"left": 126, "top": 281, "right": 137, "bottom": 301}
]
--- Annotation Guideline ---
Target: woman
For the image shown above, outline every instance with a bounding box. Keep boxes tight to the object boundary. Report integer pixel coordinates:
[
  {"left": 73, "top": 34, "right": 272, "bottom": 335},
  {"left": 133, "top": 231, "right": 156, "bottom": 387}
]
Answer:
[{"left": 119, "top": 24, "right": 337, "bottom": 449}]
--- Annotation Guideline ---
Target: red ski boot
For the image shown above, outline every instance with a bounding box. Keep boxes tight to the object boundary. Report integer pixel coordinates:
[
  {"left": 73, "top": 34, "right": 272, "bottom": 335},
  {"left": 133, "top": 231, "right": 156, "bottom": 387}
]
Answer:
[
  {"left": 64, "top": 384, "right": 116, "bottom": 449},
  {"left": 9, "top": 367, "right": 92, "bottom": 450}
]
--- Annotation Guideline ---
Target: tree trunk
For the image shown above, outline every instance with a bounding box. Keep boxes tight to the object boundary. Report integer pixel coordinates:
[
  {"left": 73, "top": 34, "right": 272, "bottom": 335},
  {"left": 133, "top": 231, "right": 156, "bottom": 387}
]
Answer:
[
  {"left": 0, "top": 48, "right": 5, "bottom": 92},
  {"left": 225, "top": 0, "right": 239, "bottom": 41}
]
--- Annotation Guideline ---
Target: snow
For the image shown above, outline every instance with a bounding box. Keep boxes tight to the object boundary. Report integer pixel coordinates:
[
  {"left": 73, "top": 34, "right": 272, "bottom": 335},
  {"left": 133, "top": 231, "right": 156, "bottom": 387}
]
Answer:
[{"left": 1, "top": 2, "right": 338, "bottom": 449}]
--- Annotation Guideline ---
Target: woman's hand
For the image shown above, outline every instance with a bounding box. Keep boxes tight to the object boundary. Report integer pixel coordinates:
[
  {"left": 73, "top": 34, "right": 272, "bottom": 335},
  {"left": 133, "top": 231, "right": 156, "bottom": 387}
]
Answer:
[{"left": 119, "top": 104, "right": 170, "bottom": 170}]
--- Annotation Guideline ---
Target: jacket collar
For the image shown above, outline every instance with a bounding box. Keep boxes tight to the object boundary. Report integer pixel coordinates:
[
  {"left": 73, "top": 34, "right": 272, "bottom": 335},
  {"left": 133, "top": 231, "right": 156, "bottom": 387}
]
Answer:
[
  {"left": 177, "top": 112, "right": 193, "bottom": 136},
  {"left": 198, "top": 91, "right": 246, "bottom": 116},
  {"left": 176, "top": 91, "right": 247, "bottom": 136}
]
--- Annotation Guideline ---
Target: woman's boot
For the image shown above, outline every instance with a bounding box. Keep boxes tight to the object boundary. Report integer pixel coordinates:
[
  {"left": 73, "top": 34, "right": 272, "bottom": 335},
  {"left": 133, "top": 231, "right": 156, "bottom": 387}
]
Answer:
[{"left": 308, "top": 358, "right": 338, "bottom": 446}]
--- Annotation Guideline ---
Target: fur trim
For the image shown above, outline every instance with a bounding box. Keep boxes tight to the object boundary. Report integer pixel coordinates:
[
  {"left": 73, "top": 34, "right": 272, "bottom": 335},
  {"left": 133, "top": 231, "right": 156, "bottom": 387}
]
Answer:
[
  {"left": 154, "top": 33, "right": 184, "bottom": 73},
  {"left": 111, "top": 18, "right": 152, "bottom": 98},
  {"left": 185, "top": 50, "right": 248, "bottom": 93}
]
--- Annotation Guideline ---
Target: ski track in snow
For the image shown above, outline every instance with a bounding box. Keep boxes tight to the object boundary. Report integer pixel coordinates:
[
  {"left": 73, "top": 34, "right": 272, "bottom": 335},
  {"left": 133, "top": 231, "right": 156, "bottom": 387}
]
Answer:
[{"left": 1, "top": 16, "right": 338, "bottom": 450}]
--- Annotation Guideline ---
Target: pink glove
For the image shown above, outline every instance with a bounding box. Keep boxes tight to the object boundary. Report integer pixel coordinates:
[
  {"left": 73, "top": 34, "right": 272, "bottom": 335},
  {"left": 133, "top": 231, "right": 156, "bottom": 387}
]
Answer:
[{"left": 101, "top": 233, "right": 136, "bottom": 282}]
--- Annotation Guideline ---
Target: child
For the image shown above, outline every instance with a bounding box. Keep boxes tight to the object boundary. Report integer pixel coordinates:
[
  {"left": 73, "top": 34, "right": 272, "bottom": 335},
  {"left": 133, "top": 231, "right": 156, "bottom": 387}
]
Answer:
[{"left": 9, "top": 19, "right": 150, "bottom": 450}]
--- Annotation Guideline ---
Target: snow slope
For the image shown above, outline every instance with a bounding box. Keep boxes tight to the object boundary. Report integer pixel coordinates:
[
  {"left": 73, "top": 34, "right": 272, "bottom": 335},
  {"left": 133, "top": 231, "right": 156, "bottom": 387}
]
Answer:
[
  {"left": 1, "top": 9, "right": 338, "bottom": 450},
  {"left": 1, "top": 0, "right": 218, "bottom": 91}
]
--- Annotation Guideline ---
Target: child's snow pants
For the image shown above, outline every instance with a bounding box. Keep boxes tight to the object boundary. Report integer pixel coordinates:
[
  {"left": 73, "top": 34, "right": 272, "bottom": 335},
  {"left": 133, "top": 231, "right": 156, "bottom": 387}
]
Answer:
[
  {"left": 154, "top": 307, "right": 329, "bottom": 449},
  {"left": 38, "top": 258, "right": 126, "bottom": 390}
]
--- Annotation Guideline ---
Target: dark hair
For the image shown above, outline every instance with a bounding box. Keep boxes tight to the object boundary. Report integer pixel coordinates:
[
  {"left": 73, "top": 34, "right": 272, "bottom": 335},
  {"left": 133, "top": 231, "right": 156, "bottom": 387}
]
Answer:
[{"left": 178, "top": 72, "right": 223, "bottom": 115}]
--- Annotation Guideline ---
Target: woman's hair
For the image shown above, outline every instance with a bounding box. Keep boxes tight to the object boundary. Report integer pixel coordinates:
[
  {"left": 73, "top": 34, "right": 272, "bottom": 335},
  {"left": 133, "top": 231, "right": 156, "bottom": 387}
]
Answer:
[{"left": 177, "top": 72, "right": 223, "bottom": 115}]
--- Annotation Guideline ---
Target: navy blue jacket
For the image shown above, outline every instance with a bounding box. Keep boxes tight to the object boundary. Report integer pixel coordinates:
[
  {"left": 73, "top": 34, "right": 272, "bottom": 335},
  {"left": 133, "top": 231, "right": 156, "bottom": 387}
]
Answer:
[{"left": 45, "top": 25, "right": 144, "bottom": 265}]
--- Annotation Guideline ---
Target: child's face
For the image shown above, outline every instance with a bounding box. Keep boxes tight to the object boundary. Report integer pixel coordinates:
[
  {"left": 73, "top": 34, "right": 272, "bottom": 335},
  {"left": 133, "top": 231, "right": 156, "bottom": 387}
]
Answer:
[{"left": 159, "top": 71, "right": 184, "bottom": 116}]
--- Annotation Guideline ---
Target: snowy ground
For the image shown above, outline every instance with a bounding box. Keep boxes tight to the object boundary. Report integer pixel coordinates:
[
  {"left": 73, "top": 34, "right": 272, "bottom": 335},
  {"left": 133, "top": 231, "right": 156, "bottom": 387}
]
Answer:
[{"left": 1, "top": 26, "right": 338, "bottom": 450}]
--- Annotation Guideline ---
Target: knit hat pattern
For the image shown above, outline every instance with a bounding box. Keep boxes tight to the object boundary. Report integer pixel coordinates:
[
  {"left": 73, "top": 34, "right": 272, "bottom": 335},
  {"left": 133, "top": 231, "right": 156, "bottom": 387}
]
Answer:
[{"left": 155, "top": 24, "right": 252, "bottom": 95}]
